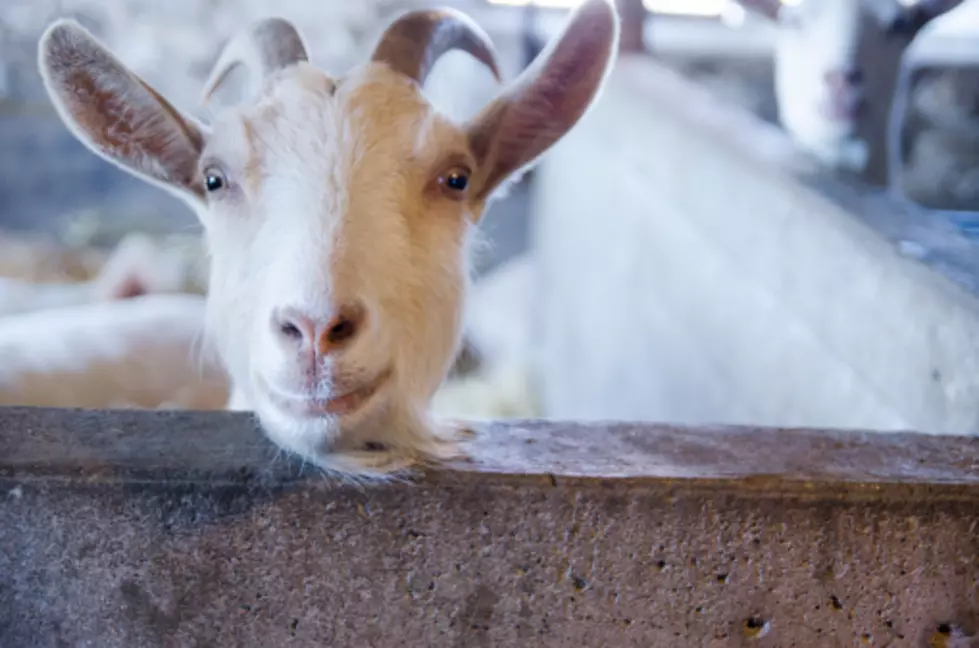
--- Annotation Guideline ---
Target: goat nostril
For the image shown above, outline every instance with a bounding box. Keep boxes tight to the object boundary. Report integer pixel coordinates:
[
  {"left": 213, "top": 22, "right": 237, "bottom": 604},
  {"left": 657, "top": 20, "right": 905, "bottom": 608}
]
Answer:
[
  {"left": 326, "top": 317, "right": 357, "bottom": 346},
  {"left": 318, "top": 304, "right": 366, "bottom": 354},
  {"left": 274, "top": 304, "right": 365, "bottom": 354},
  {"left": 280, "top": 321, "right": 303, "bottom": 340},
  {"left": 825, "top": 68, "right": 863, "bottom": 88},
  {"left": 272, "top": 309, "right": 312, "bottom": 346}
]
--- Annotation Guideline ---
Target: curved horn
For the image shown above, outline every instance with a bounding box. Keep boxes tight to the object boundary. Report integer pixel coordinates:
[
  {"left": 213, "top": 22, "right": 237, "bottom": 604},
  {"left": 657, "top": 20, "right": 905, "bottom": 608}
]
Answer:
[
  {"left": 371, "top": 8, "right": 501, "bottom": 86},
  {"left": 201, "top": 17, "right": 309, "bottom": 105}
]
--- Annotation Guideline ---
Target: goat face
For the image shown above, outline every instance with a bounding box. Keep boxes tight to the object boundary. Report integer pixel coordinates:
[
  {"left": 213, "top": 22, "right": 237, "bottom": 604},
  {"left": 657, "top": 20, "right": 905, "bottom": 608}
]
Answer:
[
  {"left": 773, "top": 0, "right": 869, "bottom": 166},
  {"left": 37, "top": 1, "right": 620, "bottom": 475},
  {"left": 198, "top": 63, "right": 489, "bottom": 473}
]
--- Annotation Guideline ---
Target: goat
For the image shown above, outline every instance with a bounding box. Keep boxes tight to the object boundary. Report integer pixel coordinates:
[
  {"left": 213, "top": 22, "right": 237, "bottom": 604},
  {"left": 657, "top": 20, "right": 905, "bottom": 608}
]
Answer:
[
  {"left": 0, "top": 294, "right": 228, "bottom": 410},
  {"left": 0, "top": 230, "right": 104, "bottom": 284},
  {"left": 36, "top": 0, "right": 619, "bottom": 475},
  {"left": 731, "top": 0, "right": 964, "bottom": 174},
  {"left": 0, "top": 231, "right": 198, "bottom": 316},
  {"left": 433, "top": 254, "right": 539, "bottom": 421}
]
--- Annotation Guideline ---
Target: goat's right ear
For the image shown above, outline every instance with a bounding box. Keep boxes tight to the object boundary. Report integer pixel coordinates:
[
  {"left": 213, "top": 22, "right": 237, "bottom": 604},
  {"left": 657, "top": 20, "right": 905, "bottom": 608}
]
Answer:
[
  {"left": 882, "top": 0, "right": 966, "bottom": 37},
  {"left": 466, "top": 0, "right": 619, "bottom": 203},
  {"left": 38, "top": 20, "right": 206, "bottom": 201}
]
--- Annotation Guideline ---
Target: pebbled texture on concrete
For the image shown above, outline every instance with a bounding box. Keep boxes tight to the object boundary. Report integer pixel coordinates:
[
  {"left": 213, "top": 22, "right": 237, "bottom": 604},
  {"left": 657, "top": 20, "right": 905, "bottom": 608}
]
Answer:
[{"left": 2, "top": 406, "right": 979, "bottom": 647}]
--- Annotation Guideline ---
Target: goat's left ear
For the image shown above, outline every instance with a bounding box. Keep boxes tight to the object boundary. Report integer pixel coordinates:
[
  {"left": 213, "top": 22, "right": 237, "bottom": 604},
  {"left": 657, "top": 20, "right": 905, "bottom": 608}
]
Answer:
[
  {"left": 38, "top": 19, "right": 206, "bottom": 202},
  {"left": 466, "top": 0, "right": 619, "bottom": 202},
  {"left": 882, "top": 0, "right": 966, "bottom": 37}
]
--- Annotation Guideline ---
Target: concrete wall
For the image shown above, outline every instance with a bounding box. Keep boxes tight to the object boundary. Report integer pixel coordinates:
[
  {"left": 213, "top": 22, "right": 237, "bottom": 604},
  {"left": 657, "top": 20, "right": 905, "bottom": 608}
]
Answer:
[
  {"left": 3, "top": 407, "right": 979, "bottom": 646},
  {"left": 532, "top": 55, "right": 979, "bottom": 435}
]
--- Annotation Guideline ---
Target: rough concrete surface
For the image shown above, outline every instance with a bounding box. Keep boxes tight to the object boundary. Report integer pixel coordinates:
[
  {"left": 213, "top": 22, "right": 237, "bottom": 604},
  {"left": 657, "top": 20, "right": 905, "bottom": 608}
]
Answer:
[{"left": 2, "top": 407, "right": 979, "bottom": 647}]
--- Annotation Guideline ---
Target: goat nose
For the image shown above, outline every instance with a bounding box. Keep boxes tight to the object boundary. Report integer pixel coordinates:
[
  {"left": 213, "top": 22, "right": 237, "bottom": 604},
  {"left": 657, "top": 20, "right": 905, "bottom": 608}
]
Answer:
[
  {"left": 824, "top": 67, "right": 863, "bottom": 87},
  {"left": 272, "top": 302, "right": 366, "bottom": 356}
]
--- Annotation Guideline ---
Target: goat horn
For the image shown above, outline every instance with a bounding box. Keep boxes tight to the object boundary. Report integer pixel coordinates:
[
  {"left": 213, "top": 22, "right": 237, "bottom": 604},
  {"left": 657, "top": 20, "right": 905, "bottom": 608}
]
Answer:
[
  {"left": 201, "top": 17, "right": 309, "bottom": 105},
  {"left": 371, "top": 8, "right": 501, "bottom": 86}
]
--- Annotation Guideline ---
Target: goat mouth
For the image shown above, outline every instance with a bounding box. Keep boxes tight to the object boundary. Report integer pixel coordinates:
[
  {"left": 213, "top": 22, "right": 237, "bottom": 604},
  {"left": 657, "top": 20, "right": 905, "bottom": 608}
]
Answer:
[
  {"left": 819, "top": 91, "right": 864, "bottom": 123},
  {"left": 259, "top": 369, "right": 392, "bottom": 419}
]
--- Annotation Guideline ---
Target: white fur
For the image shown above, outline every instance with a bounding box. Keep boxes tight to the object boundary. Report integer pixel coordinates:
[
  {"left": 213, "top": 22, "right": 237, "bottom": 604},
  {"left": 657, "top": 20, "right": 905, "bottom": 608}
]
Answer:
[
  {"left": 0, "top": 277, "right": 97, "bottom": 317},
  {"left": 0, "top": 232, "right": 217, "bottom": 410},
  {"left": 464, "top": 254, "right": 536, "bottom": 372},
  {"left": 0, "top": 294, "right": 228, "bottom": 410},
  {"left": 434, "top": 254, "right": 541, "bottom": 421},
  {"left": 432, "top": 363, "right": 539, "bottom": 421},
  {"left": 772, "top": 0, "right": 870, "bottom": 170},
  {"left": 36, "top": 1, "right": 620, "bottom": 476}
]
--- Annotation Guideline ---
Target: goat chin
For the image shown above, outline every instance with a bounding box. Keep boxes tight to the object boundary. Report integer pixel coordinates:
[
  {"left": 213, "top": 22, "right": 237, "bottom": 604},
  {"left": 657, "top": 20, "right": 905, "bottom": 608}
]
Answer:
[
  {"left": 246, "top": 386, "right": 469, "bottom": 478},
  {"left": 233, "top": 314, "right": 470, "bottom": 478}
]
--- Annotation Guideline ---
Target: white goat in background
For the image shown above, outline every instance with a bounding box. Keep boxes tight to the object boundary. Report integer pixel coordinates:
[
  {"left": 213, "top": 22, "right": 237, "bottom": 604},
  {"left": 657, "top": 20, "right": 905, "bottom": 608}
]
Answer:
[
  {"left": 36, "top": 0, "right": 619, "bottom": 475},
  {"left": 0, "top": 231, "right": 198, "bottom": 316},
  {"left": 0, "top": 294, "right": 229, "bottom": 411},
  {"left": 0, "top": 231, "right": 230, "bottom": 411},
  {"left": 731, "top": 0, "right": 965, "bottom": 172}
]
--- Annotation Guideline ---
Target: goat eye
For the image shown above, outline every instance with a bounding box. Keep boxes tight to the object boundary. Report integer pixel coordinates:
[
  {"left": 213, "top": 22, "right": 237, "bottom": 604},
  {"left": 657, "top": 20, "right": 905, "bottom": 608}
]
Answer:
[
  {"left": 439, "top": 167, "right": 471, "bottom": 195},
  {"left": 446, "top": 173, "right": 468, "bottom": 191},
  {"left": 203, "top": 168, "right": 226, "bottom": 193}
]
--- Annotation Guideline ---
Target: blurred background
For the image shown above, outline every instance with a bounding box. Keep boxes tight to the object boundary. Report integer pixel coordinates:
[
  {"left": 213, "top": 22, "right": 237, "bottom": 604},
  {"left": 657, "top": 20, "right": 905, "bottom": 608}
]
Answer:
[{"left": 2, "top": 0, "right": 979, "bottom": 434}]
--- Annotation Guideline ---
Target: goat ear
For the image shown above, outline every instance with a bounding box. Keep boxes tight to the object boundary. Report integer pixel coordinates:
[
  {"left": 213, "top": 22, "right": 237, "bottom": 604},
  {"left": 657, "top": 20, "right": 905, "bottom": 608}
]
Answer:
[
  {"left": 466, "top": 0, "right": 619, "bottom": 202},
  {"left": 882, "top": 0, "right": 966, "bottom": 36},
  {"left": 38, "top": 20, "right": 206, "bottom": 201}
]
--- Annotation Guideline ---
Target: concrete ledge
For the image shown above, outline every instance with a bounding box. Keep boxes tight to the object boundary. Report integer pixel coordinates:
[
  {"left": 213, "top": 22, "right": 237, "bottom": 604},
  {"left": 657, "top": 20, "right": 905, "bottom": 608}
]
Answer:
[{"left": 3, "top": 407, "right": 979, "bottom": 646}]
